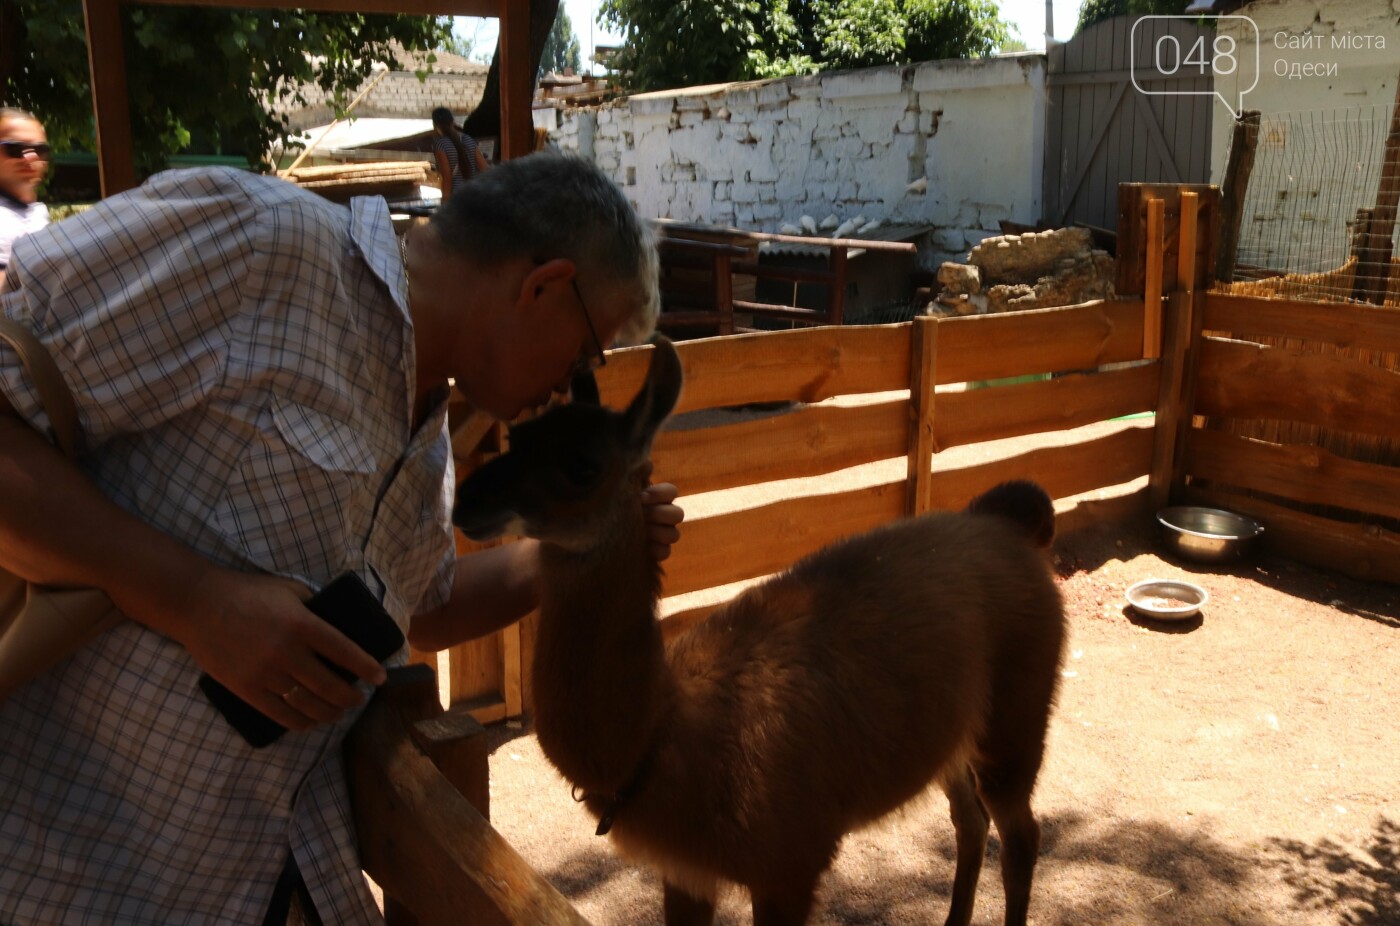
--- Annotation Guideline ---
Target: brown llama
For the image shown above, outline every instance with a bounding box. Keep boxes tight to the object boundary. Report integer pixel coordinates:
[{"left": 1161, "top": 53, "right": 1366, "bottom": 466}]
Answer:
[{"left": 453, "top": 336, "right": 1066, "bottom": 926}]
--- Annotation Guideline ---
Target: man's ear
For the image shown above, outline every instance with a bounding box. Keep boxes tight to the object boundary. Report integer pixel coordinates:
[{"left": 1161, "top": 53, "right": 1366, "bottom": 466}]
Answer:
[{"left": 515, "top": 258, "right": 576, "bottom": 308}]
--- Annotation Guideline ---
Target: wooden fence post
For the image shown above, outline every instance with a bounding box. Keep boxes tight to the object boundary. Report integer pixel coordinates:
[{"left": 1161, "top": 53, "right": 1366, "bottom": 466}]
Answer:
[
  {"left": 1361, "top": 71, "right": 1400, "bottom": 304},
  {"left": 1149, "top": 191, "right": 1201, "bottom": 511},
  {"left": 1216, "top": 110, "right": 1261, "bottom": 282},
  {"left": 1143, "top": 197, "right": 1165, "bottom": 359},
  {"left": 906, "top": 315, "right": 939, "bottom": 516}
]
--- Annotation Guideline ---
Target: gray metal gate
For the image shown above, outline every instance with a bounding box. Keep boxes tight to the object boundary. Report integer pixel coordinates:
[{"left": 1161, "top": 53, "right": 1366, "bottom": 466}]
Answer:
[{"left": 1043, "top": 15, "right": 1216, "bottom": 232}]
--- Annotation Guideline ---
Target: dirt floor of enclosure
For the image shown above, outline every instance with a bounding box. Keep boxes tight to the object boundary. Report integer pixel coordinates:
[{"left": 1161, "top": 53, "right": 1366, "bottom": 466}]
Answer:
[{"left": 480, "top": 514, "right": 1399, "bottom": 926}]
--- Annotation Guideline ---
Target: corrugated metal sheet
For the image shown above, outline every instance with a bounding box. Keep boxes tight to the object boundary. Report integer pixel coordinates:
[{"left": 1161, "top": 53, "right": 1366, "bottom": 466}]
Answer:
[
  {"left": 759, "top": 222, "right": 932, "bottom": 258},
  {"left": 289, "top": 117, "right": 434, "bottom": 153}
]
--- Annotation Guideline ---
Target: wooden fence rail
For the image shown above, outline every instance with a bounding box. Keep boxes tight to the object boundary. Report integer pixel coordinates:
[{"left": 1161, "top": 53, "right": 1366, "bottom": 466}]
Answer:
[{"left": 439, "top": 298, "right": 1164, "bottom": 714}]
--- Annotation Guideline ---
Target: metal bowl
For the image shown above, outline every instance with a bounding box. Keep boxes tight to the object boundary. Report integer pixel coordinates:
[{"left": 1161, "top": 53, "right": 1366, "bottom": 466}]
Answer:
[
  {"left": 1126, "top": 578, "right": 1210, "bottom": 620},
  {"left": 1157, "top": 506, "right": 1264, "bottom": 564}
]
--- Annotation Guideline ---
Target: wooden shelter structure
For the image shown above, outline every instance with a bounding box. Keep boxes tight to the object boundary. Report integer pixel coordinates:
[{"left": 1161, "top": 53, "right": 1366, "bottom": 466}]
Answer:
[{"left": 79, "top": 0, "right": 535, "bottom": 197}]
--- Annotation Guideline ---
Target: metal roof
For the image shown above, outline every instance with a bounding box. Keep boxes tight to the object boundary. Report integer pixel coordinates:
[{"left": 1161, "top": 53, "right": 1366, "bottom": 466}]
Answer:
[{"left": 759, "top": 222, "right": 932, "bottom": 258}]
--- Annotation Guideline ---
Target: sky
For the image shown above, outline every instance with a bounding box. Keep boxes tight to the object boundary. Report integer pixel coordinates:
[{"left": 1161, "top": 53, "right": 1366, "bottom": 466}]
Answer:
[{"left": 454, "top": 0, "right": 1089, "bottom": 75}]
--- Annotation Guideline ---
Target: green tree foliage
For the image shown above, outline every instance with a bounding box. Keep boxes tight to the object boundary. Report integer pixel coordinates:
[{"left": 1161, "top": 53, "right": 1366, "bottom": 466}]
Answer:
[
  {"left": 1077, "top": 0, "right": 1192, "bottom": 33},
  {"left": 599, "top": 0, "right": 1011, "bottom": 92},
  {"left": 905, "top": 0, "right": 1010, "bottom": 62},
  {"left": 540, "top": 6, "right": 583, "bottom": 78},
  {"left": 0, "top": 0, "right": 448, "bottom": 175}
]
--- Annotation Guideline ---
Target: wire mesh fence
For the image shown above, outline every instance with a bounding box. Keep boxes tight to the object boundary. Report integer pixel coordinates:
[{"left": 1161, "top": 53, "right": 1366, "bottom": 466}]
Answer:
[{"left": 1216, "top": 103, "right": 1399, "bottom": 306}]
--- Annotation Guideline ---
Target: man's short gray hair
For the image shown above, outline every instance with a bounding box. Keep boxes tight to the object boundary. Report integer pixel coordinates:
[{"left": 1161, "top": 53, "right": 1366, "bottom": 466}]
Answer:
[{"left": 431, "top": 151, "right": 659, "bottom": 345}]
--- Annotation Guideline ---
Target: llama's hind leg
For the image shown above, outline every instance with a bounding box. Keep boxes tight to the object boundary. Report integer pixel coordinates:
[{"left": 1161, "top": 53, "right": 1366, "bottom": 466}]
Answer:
[
  {"left": 941, "top": 763, "right": 990, "bottom": 926},
  {"left": 973, "top": 767, "right": 1041, "bottom": 926},
  {"left": 663, "top": 881, "right": 716, "bottom": 926}
]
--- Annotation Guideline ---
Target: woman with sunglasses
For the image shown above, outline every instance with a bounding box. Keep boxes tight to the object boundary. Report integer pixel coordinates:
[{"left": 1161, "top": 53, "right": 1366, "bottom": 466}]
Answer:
[{"left": 0, "top": 107, "right": 50, "bottom": 290}]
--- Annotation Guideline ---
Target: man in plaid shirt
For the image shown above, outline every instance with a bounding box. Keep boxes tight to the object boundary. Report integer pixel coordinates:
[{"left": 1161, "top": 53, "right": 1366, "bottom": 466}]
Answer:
[{"left": 0, "top": 153, "right": 680, "bottom": 924}]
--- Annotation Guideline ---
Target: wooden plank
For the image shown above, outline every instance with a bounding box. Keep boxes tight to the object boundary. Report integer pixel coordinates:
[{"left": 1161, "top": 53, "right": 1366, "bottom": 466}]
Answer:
[
  {"left": 597, "top": 327, "right": 911, "bottom": 414},
  {"left": 929, "top": 425, "right": 1154, "bottom": 512},
  {"left": 1131, "top": 84, "right": 1183, "bottom": 185},
  {"left": 933, "top": 299, "right": 1146, "bottom": 383},
  {"left": 497, "top": 0, "right": 533, "bottom": 160},
  {"left": 1056, "top": 486, "right": 1152, "bottom": 537},
  {"left": 1143, "top": 197, "right": 1165, "bottom": 359},
  {"left": 1058, "top": 82, "right": 1130, "bottom": 226},
  {"left": 1177, "top": 192, "right": 1199, "bottom": 295},
  {"left": 347, "top": 669, "right": 593, "bottom": 926},
  {"left": 136, "top": 0, "right": 496, "bottom": 10},
  {"left": 1183, "top": 428, "right": 1400, "bottom": 522},
  {"left": 730, "top": 263, "right": 838, "bottom": 286},
  {"left": 1182, "top": 485, "right": 1400, "bottom": 584},
  {"left": 1149, "top": 292, "right": 1194, "bottom": 510},
  {"left": 463, "top": 698, "right": 509, "bottom": 727},
  {"left": 1149, "top": 192, "right": 1200, "bottom": 509},
  {"left": 935, "top": 362, "right": 1158, "bottom": 450},
  {"left": 651, "top": 400, "right": 907, "bottom": 497},
  {"left": 1116, "top": 183, "right": 1219, "bottom": 296},
  {"left": 83, "top": 0, "right": 137, "bottom": 197},
  {"left": 660, "top": 482, "right": 906, "bottom": 597},
  {"left": 501, "top": 623, "right": 523, "bottom": 718},
  {"left": 448, "top": 629, "right": 504, "bottom": 708},
  {"left": 907, "top": 316, "right": 938, "bottom": 515},
  {"left": 661, "top": 432, "right": 1152, "bottom": 638},
  {"left": 1195, "top": 337, "right": 1400, "bottom": 439},
  {"left": 1216, "top": 111, "right": 1261, "bottom": 282},
  {"left": 1203, "top": 293, "right": 1400, "bottom": 354}
]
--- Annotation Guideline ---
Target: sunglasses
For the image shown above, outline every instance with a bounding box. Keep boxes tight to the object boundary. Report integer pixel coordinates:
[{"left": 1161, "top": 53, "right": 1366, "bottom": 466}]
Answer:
[
  {"left": 0, "top": 141, "right": 51, "bottom": 160},
  {"left": 570, "top": 277, "right": 608, "bottom": 375}
]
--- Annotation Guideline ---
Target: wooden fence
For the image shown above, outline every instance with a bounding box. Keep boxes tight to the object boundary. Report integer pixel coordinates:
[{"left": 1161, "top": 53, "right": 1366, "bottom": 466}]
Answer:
[
  {"left": 431, "top": 185, "right": 1400, "bottom": 725},
  {"left": 1176, "top": 291, "right": 1400, "bottom": 579},
  {"left": 428, "top": 296, "right": 1162, "bottom": 720}
]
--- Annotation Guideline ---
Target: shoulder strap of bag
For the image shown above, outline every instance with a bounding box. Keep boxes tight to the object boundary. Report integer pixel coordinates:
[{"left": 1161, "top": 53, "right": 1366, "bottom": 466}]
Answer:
[{"left": 0, "top": 317, "right": 81, "bottom": 460}]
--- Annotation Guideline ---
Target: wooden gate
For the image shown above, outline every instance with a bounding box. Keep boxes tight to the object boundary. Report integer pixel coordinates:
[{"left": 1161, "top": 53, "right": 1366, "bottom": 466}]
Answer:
[{"left": 1044, "top": 15, "right": 1215, "bottom": 232}]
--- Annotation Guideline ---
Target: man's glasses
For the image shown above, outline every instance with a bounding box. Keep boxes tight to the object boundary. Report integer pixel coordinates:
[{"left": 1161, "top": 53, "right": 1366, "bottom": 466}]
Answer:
[
  {"left": 570, "top": 277, "right": 608, "bottom": 375},
  {"left": 0, "top": 141, "right": 52, "bottom": 160}
]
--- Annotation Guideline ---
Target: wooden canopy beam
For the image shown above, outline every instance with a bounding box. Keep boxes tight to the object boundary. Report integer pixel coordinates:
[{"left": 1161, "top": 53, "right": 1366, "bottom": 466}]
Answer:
[
  {"left": 123, "top": 0, "right": 496, "bottom": 10},
  {"left": 80, "top": 0, "right": 532, "bottom": 196}
]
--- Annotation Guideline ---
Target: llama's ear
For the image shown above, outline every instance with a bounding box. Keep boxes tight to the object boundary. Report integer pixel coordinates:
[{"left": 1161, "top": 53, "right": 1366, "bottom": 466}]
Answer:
[
  {"left": 623, "top": 335, "right": 683, "bottom": 454},
  {"left": 570, "top": 368, "right": 601, "bottom": 406}
]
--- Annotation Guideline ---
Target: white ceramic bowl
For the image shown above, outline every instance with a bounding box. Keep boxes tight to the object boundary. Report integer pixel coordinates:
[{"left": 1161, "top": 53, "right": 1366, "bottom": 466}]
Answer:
[{"left": 1125, "top": 579, "right": 1210, "bottom": 620}]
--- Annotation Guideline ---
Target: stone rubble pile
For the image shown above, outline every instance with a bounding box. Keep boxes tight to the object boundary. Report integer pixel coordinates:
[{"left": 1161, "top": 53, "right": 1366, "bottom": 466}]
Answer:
[{"left": 929, "top": 226, "right": 1115, "bottom": 317}]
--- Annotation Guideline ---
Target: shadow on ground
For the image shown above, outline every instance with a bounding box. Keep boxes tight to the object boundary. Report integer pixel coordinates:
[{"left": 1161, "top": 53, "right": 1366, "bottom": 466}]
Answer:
[
  {"left": 1263, "top": 816, "right": 1400, "bottom": 926},
  {"left": 505, "top": 809, "right": 1400, "bottom": 925}
]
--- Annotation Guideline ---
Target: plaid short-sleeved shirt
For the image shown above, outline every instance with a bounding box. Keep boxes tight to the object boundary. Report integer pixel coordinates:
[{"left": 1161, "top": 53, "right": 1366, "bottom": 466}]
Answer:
[{"left": 0, "top": 168, "right": 456, "bottom": 925}]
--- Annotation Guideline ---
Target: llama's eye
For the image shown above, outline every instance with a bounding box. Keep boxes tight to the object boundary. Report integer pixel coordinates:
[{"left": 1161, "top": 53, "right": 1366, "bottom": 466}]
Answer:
[{"left": 561, "top": 456, "right": 599, "bottom": 488}]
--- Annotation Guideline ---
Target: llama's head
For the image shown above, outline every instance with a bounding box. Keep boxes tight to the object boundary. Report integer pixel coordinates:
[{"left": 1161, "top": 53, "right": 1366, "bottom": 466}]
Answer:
[{"left": 452, "top": 335, "right": 683, "bottom": 551}]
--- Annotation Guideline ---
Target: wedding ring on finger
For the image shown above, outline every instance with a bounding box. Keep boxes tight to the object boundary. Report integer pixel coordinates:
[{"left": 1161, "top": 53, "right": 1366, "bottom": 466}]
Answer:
[{"left": 280, "top": 683, "right": 301, "bottom": 701}]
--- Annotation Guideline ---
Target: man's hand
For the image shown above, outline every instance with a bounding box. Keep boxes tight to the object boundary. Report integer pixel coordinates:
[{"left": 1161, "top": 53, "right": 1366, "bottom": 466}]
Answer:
[
  {"left": 175, "top": 568, "right": 388, "bottom": 733},
  {"left": 639, "top": 463, "right": 684, "bottom": 562}
]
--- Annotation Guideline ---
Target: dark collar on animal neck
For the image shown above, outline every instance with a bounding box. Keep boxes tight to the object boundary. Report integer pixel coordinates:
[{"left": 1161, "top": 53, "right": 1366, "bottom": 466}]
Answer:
[{"left": 572, "top": 746, "right": 657, "bottom": 837}]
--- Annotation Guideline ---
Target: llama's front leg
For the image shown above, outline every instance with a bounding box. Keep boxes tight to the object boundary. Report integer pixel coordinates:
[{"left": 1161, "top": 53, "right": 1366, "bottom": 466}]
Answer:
[
  {"left": 750, "top": 875, "right": 820, "bottom": 926},
  {"left": 941, "top": 764, "right": 990, "bottom": 926},
  {"left": 663, "top": 881, "right": 716, "bottom": 926}
]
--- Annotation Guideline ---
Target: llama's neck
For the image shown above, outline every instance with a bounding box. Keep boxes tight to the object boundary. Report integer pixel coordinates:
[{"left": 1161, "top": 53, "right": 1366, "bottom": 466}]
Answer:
[{"left": 531, "top": 494, "right": 672, "bottom": 796}]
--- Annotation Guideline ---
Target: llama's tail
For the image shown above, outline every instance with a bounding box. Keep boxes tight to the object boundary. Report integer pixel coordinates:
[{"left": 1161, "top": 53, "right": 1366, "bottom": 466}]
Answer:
[{"left": 966, "top": 480, "right": 1056, "bottom": 549}]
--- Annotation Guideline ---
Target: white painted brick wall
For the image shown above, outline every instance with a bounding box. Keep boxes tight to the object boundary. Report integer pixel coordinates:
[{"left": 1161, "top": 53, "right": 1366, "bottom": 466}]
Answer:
[{"left": 551, "top": 56, "right": 1046, "bottom": 266}]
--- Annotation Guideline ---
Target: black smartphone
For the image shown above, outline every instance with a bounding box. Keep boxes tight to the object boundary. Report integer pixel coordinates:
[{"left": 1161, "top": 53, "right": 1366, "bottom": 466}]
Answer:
[{"left": 198, "top": 572, "right": 405, "bottom": 748}]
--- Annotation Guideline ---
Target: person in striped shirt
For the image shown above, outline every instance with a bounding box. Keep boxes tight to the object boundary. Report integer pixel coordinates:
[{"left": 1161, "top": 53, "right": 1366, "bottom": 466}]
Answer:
[{"left": 431, "top": 106, "right": 490, "bottom": 201}]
